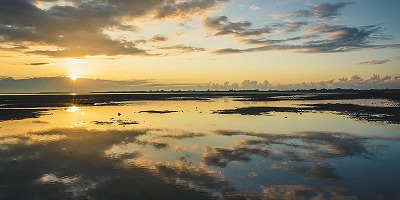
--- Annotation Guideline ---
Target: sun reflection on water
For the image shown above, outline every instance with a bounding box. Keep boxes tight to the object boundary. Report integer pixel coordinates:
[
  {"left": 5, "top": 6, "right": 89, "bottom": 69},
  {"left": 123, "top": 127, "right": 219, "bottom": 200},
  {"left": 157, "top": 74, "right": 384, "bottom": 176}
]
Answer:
[{"left": 66, "top": 106, "right": 80, "bottom": 113}]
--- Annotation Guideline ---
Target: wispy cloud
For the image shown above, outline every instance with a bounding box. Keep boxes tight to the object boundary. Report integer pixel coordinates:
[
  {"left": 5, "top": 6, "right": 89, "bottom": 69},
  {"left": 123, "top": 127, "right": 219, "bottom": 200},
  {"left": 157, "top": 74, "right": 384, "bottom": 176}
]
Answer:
[
  {"left": 288, "top": 2, "right": 352, "bottom": 21},
  {"left": 134, "top": 35, "right": 169, "bottom": 44},
  {"left": 155, "top": 0, "right": 229, "bottom": 19},
  {"left": 249, "top": 5, "right": 260, "bottom": 11},
  {"left": 204, "top": 2, "right": 398, "bottom": 55},
  {"left": 211, "top": 23, "right": 391, "bottom": 54},
  {"left": 288, "top": 10, "right": 313, "bottom": 18},
  {"left": 158, "top": 45, "right": 206, "bottom": 55},
  {"left": 159, "top": 45, "right": 206, "bottom": 53},
  {"left": 358, "top": 56, "right": 400, "bottom": 65},
  {"left": 269, "top": 12, "right": 283, "bottom": 20},
  {"left": 308, "top": 2, "right": 353, "bottom": 21},
  {"left": 25, "top": 62, "right": 49, "bottom": 66},
  {"left": 261, "top": 185, "right": 313, "bottom": 199},
  {"left": 203, "top": 16, "right": 271, "bottom": 38},
  {"left": 240, "top": 36, "right": 309, "bottom": 46}
]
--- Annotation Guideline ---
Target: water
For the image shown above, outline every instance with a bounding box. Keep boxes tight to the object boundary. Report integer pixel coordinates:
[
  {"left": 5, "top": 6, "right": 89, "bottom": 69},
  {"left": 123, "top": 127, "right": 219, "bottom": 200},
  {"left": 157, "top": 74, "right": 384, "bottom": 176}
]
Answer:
[{"left": 0, "top": 95, "right": 399, "bottom": 199}]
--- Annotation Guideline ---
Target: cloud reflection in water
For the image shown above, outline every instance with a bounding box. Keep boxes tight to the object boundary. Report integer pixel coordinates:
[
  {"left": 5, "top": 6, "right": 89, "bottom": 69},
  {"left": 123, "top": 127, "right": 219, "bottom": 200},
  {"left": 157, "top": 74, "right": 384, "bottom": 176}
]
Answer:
[{"left": 0, "top": 128, "right": 399, "bottom": 199}]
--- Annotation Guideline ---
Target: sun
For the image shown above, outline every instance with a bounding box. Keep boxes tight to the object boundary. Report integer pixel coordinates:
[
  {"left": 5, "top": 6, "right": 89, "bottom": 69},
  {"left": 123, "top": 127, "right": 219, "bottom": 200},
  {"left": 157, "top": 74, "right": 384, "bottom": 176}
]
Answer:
[{"left": 68, "top": 74, "right": 79, "bottom": 81}]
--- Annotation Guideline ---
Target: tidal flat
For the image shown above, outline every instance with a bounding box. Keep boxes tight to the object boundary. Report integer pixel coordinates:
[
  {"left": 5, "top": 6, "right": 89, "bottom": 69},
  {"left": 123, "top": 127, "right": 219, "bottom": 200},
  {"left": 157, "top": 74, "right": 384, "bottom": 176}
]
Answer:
[{"left": 0, "top": 91, "right": 399, "bottom": 199}]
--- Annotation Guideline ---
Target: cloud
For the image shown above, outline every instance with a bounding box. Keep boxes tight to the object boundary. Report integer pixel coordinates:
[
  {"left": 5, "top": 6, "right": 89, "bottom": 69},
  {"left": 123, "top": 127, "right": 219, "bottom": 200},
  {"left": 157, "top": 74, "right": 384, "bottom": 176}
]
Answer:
[
  {"left": 311, "top": 24, "right": 381, "bottom": 45},
  {"left": 357, "top": 56, "right": 400, "bottom": 65},
  {"left": 322, "top": 186, "right": 358, "bottom": 199},
  {"left": 25, "top": 62, "right": 49, "bottom": 66},
  {"left": 1, "top": 0, "right": 398, "bottom": 57},
  {"left": 269, "top": 12, "right": 283, "bottom": 20},
  {"left": 279, "top": 74, "right": 400, "bottom": 90},
  {"left": 0, "top": 128, "right": 222, "bottom": 199},
  {"left": 308, "top": 2, "right": 352, "bottom": 21},
  {"left": 159, "top": 45, "right": 206, "bottom": 53},
  {"left": 358, "top": 60, "right": 390, "bottom": 65},
  {"left": 150, "top": 160, "right": 234, "bottom": 195},
  {"left": 249, "top": 5, "right": 260, "bottom": 11},
  {"left": 99, "top": 0, "right": 229, "bottom": 19},
  {"left": 284, "top": 163, "right": 341, "bottom": 179},
  {"left": 155, "top": 0, "right": 229, "bottom": 19},
  {"left": 0, "top": 0, "right": 229, "bottom": 57},
  {"left": 0, "top": 125, "right": 397, "bottom": 198},
  {"left": 204, "top": 2, "right": 399, "bottom": 55},
  {"left": 0, "top": 0, "right": 147, "bottom": 57},
  {"left": 212, "top": 24, "right": 390, "bottom": 54},
  {"left": 240, "top": 36, "right": 307, "bottom": 46},
  {"left": 261, "top": 185, "right": 313, "bottom": 199},
  {"left": 150, "top": 34, "right": 168, "bottom": 42},
  {"left": 280, "top": 21, "right": 309, "bottom": 32},
  {"left": 134, "top": 34, "right": 169, "bottom": 44},
  {"left": 203, "top": 16, "right": 271, "bottom": 38},
  {"left": 203, "top": 146, "right": 272, "bottom": 167},
  {"left": 208, "top": 130, "right": 378, "bottom": 167},
  {"left": 288, "top": 2, "right": 352, "bottom": 21},
  {"left": 288, "top": 10, "right": 313, "bottom": 18},
  {"left": 37, "top": 173, "right": 80, "bottom": 185}
]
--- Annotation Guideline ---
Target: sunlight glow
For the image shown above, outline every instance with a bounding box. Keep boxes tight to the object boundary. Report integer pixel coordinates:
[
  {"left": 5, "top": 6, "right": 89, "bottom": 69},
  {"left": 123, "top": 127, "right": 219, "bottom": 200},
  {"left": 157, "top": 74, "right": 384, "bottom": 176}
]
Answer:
[
  {"left": 68, "top": 74, "right": 79, "bottom": 81},
  {"left": 66, "top": 106, "right": 80, "bottom": 113}
]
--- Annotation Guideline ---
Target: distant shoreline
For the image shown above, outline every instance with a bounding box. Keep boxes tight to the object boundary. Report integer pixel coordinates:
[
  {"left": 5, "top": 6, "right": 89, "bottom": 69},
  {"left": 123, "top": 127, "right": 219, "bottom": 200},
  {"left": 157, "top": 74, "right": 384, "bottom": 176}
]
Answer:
[{"left": 0, "top": 88, "right": 398, "bottom": 95}]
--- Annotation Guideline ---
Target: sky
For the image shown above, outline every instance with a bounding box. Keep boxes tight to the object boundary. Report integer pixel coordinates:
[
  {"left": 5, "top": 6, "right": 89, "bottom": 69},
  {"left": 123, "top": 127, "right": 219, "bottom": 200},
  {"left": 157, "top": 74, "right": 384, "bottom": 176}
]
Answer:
[{"left": 0, "top": 0, "right": 400, "bottom": 91}]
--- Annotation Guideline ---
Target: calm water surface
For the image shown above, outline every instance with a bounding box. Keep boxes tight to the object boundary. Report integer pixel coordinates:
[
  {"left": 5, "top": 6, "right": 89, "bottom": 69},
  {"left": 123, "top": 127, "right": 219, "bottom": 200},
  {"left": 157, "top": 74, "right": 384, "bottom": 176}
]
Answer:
[{"left": 0, "top": 97, "right": 399, "bottom": 199}]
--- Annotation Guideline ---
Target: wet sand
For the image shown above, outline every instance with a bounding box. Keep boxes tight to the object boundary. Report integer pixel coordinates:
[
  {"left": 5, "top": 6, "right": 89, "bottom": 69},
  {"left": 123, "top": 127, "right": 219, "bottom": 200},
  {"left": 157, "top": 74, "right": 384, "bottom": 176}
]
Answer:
[
  {"left": 138, "top": 110, "right": 179, "bottom": 114},
  {"left": 0, "top": 108, "right": 51, "bottom": 121},
  {"left": 1, "top": 89, "right": 398, "bottom": 108},
  {"left": 213, "top": 103, "right": 400, "bottom": 124},
  {"left": 1, "top": 90, "right": 398, "bottom": 123}
]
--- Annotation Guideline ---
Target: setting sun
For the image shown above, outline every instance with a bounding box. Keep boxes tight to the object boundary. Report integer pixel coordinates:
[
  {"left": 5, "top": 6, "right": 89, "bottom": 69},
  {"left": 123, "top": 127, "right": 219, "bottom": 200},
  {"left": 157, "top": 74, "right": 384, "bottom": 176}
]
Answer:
[{"left": 68, "top": 74, "right": 79, "bottom": 81}]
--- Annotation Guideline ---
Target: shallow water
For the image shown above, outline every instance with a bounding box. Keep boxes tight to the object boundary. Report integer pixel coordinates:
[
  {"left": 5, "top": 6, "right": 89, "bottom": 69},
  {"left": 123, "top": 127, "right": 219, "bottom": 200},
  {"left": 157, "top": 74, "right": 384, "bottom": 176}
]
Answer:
[{"left": 0, "top": 97, "right": 399, "bottom": 199}]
